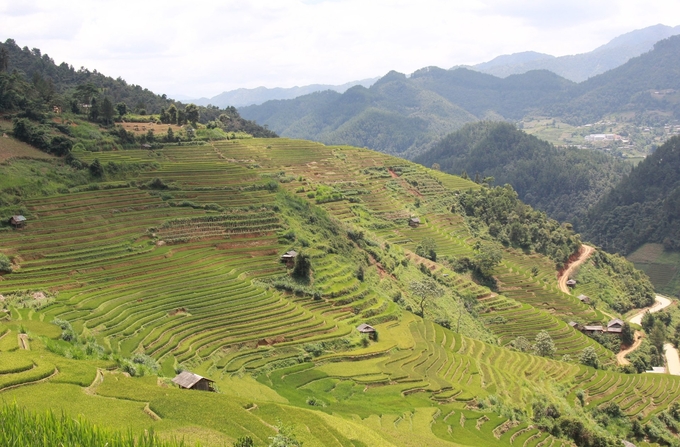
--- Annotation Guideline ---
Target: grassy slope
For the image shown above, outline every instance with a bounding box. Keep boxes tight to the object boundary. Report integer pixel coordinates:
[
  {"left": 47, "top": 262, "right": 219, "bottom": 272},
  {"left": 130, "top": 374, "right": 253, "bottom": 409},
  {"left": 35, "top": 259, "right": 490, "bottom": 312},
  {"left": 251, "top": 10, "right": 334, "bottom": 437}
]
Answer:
[{"left": 0, "top": 138, "right": 674, "bottom": 446}]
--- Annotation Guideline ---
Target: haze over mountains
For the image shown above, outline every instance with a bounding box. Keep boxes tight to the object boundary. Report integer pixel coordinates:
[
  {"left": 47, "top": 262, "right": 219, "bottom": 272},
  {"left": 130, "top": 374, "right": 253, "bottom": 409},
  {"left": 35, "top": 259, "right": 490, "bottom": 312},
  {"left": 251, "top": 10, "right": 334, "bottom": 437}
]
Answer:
[
  {"left": 188, "top": 78, "right": 379, "bottom": 108},
  {"left": 240, "top": 34, "right": 680, "bottom": 159},
  {"left": 468, "top": 24, "right": 680, "bottom": 82}
]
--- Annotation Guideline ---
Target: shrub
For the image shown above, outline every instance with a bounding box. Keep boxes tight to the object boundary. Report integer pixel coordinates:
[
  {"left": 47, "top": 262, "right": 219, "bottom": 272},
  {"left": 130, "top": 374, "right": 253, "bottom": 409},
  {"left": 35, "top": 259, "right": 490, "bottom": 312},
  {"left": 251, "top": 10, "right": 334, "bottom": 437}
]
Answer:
[{"left": 0, "top": 254, "right": 12, "bottom": 273}]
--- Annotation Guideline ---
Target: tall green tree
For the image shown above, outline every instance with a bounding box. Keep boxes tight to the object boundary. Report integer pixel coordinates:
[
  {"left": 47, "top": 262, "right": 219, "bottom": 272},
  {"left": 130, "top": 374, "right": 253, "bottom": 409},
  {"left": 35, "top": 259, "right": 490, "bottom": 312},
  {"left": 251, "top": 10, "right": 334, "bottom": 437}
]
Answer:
[
  {"left": 185, "top": 103, "right": 199, "bottom": 126},
  {"left": 100, "top": 96, "right": 115, "bottom": 125},
  {"left": 167, "top": 104, "right": 178, "bottom": 124}
]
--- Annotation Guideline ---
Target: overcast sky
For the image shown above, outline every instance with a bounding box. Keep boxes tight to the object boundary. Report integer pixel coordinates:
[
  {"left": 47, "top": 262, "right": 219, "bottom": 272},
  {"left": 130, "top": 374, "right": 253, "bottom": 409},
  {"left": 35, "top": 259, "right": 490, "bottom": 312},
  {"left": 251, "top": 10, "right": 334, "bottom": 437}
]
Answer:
[{"left": 1, "top": 0, "right": 679, "bottom": 99}]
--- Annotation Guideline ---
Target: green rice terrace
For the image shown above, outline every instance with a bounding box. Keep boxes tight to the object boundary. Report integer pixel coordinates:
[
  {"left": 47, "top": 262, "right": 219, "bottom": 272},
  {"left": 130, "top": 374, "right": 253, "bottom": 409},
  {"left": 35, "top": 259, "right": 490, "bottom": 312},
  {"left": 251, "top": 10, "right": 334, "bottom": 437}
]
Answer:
[{"left": 0, "top": 138, "right": 676, "bottom": 446}]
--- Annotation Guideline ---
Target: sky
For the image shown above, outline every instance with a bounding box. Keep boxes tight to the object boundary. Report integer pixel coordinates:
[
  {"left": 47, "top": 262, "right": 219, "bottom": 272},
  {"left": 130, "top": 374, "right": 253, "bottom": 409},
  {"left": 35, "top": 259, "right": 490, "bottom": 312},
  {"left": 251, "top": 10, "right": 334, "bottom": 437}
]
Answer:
[{"left": 1, "top": 0, "right": 679, "bottom": 99}]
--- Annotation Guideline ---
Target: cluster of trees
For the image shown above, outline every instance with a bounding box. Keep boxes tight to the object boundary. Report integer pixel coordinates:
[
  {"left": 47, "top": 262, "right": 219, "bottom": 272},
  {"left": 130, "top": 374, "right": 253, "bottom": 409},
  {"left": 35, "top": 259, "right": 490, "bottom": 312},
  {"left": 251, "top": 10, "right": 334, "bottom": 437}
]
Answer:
[
  {"left": 583, "top": 136, "right": 680, "bottom": 254},
  {"left": 456, "top": 184, "right": 582, "bottom": 266},
  {"left": 0, "top": 39, "right": 277, "bottom": 145},
  {"left": 11, "top": 118, "right": 72, "bottom": 156},
  {"left": 414, "top": 121, "right": 629, "bottom": 225}
]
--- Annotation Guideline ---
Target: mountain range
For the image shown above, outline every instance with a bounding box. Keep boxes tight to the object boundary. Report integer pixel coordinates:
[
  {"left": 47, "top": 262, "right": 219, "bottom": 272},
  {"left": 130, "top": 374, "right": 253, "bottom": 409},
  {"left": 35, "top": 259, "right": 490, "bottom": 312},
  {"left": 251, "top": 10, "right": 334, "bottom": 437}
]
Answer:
[
  {"left": 240, "top": 34, "right": 680, "bottom": 159},
  {"left": 468, "top": 24, "right": 680, "bottom": 82},
  {"left": 187, "top": 78, "right": 379, "bottom": 108}
]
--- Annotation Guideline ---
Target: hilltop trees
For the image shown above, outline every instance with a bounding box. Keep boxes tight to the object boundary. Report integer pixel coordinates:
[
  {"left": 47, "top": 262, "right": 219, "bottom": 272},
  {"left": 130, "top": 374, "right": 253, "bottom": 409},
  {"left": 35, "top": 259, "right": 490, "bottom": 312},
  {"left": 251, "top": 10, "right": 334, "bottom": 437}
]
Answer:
[{"left": 457, "top": 184, "right": 581, "bottom": 266}]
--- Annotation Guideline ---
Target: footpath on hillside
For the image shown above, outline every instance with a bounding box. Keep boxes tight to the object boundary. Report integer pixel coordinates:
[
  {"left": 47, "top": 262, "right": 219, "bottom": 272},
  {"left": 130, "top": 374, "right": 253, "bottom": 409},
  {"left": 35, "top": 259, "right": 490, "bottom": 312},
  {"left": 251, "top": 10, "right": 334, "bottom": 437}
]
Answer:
[{"left": 558, "top": 244, "right": 594, "bottom": 294}]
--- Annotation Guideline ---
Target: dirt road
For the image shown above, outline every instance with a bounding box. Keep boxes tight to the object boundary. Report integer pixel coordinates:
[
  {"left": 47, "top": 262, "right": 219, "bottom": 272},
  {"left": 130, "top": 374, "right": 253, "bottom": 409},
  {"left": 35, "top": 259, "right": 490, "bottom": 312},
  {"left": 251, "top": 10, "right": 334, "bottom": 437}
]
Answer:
[
  {"left": 616, "top": 331, "right": 643, "bottom": 366},
  {"left": 621, "top": 294, "right": 677, "bottom": 373},
  {"left": 629, "top": 295, "right": 672, "bottom": 325},
  {"left": 665, "top": 343, "right": 680, "bottom": 375},
  {"left": 558, "top": 245, "right": 595, "bottom": 294}
]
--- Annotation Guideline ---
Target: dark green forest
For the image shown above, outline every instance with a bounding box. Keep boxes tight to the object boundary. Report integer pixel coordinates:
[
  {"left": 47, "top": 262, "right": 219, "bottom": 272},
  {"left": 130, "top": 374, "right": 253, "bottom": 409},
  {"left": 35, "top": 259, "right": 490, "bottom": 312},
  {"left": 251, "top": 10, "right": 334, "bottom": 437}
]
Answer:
[
  {"left": 414, "top": 122, "right": 629, "bottom": 224},
  {"left": 583, "top": 135, "right": 680, "bottom": 254}
]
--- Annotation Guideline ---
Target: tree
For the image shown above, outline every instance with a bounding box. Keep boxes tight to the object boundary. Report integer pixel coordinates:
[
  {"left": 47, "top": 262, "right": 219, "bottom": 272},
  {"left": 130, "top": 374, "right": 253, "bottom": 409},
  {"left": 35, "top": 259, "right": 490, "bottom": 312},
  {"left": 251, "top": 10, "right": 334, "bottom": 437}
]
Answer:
[
  {"left": 167, "top": 104, "right": 178, "bottom": 124},
  {"left": 641, "top": 311, "right": 655, "bottom": 333},
  {"left": 233, "top": 436, "right": 254, "bottom": 447},
  {"left": 159, "top": 107, "right": 169, "bottom": 124},
  {"left": 89, "top": 158, "right": 104, "bottom": 177},
  {"left": 177, "top": 109, "right": 186, "bottom": 126},
  {"left": 0, "top": 46, "right": 8, "bottom": 72},
  {"left": 115, "top": 102, "right": 127, "bottom": 117},
  {"left": 649, "top": 320, "right": 666, "bottom": 353},
  {"left": 0, "top": 253, "right": 12, "bottom": 273},
  {"left": 579, "top": 346, "right": 599, "bottom": 369},
  {"left": 415, "top": 237, "right": 437, "bottom": 261},
  {"left": 533, "top": 330, "right": 556, "bottom": 357},
  {"left": 292, "top": 253, "right": 311, "bottom": 280},
  {"left": 621, "top": 322, "right": 635, "bottom": 347},
  {"left": 268, "top": 424, "right": 302, "bottom": 447},
  {"left": 511, "top": 336, "right": 532, "bottom": 353},
  {"left": 100, "top": 97, "right": 115, "bottom": 125},
  {"left": 185, "top": 103, "right": 199, "bottom": 126},
  {"left": 409, "top": 278, "right": 444, "bottom": 317},
  {"left": 166, "top": 127, "right": 174, "bottom": 142},
  {"left": 472, "top": 242, "right": 502, "bottom": 277}
]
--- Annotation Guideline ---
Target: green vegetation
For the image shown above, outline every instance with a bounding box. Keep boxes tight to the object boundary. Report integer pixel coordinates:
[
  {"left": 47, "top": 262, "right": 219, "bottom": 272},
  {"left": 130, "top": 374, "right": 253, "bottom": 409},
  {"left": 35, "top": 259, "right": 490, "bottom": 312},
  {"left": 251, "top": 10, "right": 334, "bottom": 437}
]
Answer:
[
  {"left": 0, "top": 403, "right": 188, "bottom": 447},
  {"left": 574, "top": 250, "right": 655, "bottom": 312},
  {"left": 0, "top": 89, "right": 676, "bottom": 446},
  {"left": 629, "top": 244, "right": 680, "bottom": 297},
  {"left": 414, "top": 121, "right": 629, "bottom": 224}
]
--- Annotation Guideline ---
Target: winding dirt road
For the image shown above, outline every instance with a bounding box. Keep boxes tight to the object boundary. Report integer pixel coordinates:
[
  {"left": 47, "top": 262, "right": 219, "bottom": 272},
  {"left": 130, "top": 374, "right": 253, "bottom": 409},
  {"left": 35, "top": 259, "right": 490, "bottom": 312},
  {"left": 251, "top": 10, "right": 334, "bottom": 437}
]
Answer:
[
  {"left": 621, "top": 294, "right": 678, "bottom": 374},
  {"left": 558, "top": 245, "right": 595, "bottom": 294}
]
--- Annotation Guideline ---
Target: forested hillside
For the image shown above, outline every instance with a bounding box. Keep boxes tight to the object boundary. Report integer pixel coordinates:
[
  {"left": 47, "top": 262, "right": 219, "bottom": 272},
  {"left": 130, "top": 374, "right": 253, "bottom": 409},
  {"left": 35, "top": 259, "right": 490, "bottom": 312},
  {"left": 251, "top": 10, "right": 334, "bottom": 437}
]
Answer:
[
  {"left": 241, "top": 35, "right": 680, "bottom": 158},
  {"left": 583, "top": 135, "right": 680, "bottom": 254},
  {"left": 0, "top": 39, "right": 275, "bottom": 135},
  {"left": 414, "top": 122, "right": 629, "bottom": 224}
]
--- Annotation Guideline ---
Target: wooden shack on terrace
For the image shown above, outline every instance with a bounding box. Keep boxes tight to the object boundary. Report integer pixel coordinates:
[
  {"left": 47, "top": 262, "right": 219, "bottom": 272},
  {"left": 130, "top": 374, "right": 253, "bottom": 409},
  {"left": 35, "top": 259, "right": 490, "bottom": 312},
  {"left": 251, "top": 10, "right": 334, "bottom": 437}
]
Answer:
[
  {"left": 607, "top": 318, "right": 624, "bottom": 334},
  {"left": 577, "top": 294, "right": 590, "bottom": 304},
  {"left": 566, "top": 279, "right": 577, "bottom": 288},
  {"left": 280, "top": 250, "right": 298, "bottom": 267},
  {"left": 408, "top": 217, "right": 421, "bottom": 228},
  {"left": 9, "top": 215, "right": 26, "bottom": 228},
  {"left": 171, "top": 371, "right": 215, "bottom": 392},
  {"left": 357, "top": 323, "right": 377, "bottom": 340}
]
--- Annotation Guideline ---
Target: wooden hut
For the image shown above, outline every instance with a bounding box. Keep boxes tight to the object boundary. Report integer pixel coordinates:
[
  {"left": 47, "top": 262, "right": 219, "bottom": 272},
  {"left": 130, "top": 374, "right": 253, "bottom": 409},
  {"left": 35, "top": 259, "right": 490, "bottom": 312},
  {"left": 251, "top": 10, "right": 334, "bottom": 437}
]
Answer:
[
  {"left": 356, "top": 323, "right": 377, "bottom": 340},
  {"left": 582, "top": 324, "right": 603, "bottom": 335},
  {"left": 280, "top": 250, "right": 298, "bottom": 267},
  {"left": 606, "top": 318, "right": 624, "bottom": 334},
  {"left": 408, "top": 217, "right": 421, "bottom": 228},
  {"left": 171, "top": 371, "right": 215, "bottom": 391},
  {"left": 577, "top": 294, "right": 590, "bottom": 304},
  {"left": 9, "top": 215, "right": 26, "bottom": 228},
  {"left": 566, "top": 279, "right": 577, "bottom": 288}
]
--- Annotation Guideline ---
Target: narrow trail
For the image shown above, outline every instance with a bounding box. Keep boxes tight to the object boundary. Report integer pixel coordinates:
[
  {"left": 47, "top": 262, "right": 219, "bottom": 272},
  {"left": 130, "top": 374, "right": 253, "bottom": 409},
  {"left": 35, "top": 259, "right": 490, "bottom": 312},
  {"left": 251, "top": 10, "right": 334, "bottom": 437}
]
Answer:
[
  {"left": 558, "top": 244, "right": 594, "bottom": 294},
  {"left": 616, "top": 331, "right": 643, "bottom": 366}
]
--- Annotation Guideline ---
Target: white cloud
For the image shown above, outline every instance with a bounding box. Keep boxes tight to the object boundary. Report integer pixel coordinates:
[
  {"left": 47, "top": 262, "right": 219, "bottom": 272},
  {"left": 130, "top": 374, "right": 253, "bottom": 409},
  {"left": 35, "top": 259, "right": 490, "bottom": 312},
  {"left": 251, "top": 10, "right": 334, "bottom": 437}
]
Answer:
[{"left": 0, "top": 0, "right": 679, "bottom": 98}]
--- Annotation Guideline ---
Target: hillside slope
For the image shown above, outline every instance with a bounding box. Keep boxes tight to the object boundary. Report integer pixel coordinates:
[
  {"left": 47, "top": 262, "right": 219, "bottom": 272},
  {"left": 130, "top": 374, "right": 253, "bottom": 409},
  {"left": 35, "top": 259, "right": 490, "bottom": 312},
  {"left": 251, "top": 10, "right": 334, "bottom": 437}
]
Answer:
[
  {"left": 413, "top": 121, "right": 629, "bottom": 224},
  {"left": 583, "top": 135, "right": 680, "bottom": 254},
  {"left": 0, "top": 132, "right": 667, "bottom": 447}
]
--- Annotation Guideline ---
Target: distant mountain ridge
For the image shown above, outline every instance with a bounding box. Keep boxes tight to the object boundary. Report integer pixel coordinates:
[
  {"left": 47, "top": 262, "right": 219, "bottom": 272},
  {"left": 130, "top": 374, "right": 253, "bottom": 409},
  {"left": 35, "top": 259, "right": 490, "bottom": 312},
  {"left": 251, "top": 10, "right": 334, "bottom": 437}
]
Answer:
[
  {"left": 189, "top": 78, "right": 379, "bottom": 108},
  {"left": 240, "top": 34, "right": 680, "bottom": 158},
  {"left": 468, "top": 24, "right": 680, "bottom": 82}
]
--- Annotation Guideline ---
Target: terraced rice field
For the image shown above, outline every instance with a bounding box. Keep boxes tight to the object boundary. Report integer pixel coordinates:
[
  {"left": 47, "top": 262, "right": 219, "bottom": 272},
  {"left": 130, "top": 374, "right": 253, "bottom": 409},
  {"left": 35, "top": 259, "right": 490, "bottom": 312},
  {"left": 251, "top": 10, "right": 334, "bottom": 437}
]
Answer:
[{"left": 1, "top": 138, "right": 675, "bottom": 446}]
